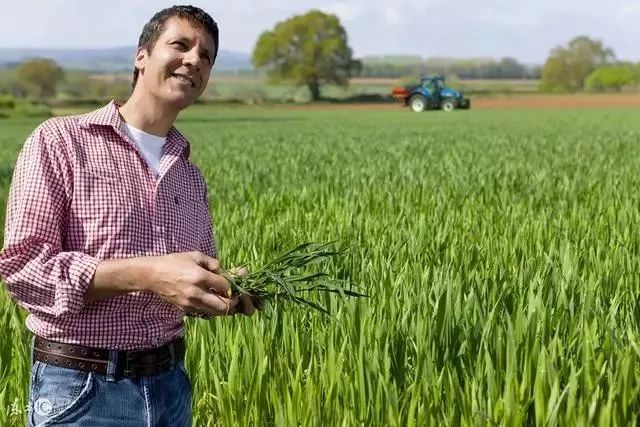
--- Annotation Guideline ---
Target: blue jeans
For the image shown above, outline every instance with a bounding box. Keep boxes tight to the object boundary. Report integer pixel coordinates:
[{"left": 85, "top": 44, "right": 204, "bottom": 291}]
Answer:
[{"left": 27, "top": 354, "right": 192, "bottom": 426}]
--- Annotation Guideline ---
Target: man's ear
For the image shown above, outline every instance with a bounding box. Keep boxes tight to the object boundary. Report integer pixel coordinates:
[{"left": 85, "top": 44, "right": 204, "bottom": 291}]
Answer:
[{"left": 134, "top": 47, "right": 147, "bottom": 75}]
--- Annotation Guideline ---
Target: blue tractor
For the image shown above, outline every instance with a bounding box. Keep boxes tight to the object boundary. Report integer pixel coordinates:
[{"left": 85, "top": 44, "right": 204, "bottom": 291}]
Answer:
[{"left": 392, "top": 76, "right": 471, "bottom": 112}]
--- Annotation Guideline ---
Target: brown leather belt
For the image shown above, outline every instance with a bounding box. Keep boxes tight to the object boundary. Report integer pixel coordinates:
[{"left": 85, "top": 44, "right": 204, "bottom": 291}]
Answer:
[{"left": 33, "top": 336, "right": 185, "bottom": 378}]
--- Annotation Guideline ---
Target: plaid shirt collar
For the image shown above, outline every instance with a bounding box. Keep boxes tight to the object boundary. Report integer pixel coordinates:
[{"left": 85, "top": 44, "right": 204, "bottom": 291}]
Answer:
[{"left": 78, "top": 100, "right": 191, "bottom": 158}]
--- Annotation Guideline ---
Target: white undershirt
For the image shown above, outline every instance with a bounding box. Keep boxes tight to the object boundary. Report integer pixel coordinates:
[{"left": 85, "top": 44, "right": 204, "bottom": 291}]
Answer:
[{"left": 122, "top": 123, "right": 167, "bottom": 178}]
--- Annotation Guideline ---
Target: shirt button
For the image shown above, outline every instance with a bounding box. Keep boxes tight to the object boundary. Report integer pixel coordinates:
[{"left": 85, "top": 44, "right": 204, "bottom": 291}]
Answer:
[{"left": 153, "top": 225, "right": 163, "bottom": 233}]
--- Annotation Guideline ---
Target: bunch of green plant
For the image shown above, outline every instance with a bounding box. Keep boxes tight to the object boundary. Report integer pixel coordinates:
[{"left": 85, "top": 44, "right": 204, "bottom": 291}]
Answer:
[{"left": 224, "top": 242, "right": 367, "bottom": 314}]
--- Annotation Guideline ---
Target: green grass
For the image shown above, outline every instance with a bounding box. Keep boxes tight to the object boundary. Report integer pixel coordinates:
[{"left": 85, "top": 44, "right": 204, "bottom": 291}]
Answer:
[{"left": 2, "top": 105, "right": 640, "bottom": 425}]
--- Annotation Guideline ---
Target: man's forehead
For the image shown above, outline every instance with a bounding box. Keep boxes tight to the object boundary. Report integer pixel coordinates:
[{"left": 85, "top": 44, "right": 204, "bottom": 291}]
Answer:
[{"left": 160, "top": 17, "right": 215, "bottom": 46}]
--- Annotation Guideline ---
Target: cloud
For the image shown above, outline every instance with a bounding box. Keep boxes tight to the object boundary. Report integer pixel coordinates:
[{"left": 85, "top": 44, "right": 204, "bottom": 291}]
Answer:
[
  {"left": 323, "top": 2, "right": 365, "bottom": 21},
  {"left": 383, "top": 8, "right": 403, "bottom": 26}
]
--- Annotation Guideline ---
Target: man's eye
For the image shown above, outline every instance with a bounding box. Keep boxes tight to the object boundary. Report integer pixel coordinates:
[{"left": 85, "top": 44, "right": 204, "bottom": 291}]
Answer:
[{"left": 173, "top": 41, "right": 187, "bottom": 49}]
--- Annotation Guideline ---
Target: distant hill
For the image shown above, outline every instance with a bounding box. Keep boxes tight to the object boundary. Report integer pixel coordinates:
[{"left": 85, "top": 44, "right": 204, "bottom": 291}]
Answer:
[{"left": 0, "top": 47, "right": 252, "bottom": 72}]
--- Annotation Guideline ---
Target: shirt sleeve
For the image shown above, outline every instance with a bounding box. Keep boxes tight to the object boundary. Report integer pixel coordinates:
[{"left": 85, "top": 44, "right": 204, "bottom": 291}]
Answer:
[
  {"left": 199, "top": 179, "right": 218, "bottom": 259},
  {"left": 0, "top": 123, "right": 101, "bottom": 317}
]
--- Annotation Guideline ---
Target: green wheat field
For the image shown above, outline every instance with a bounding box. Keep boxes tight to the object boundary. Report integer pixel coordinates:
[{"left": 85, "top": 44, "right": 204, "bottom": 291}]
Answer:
[{"left": 2, "top": 105, "right": 640, "bottom": 426}]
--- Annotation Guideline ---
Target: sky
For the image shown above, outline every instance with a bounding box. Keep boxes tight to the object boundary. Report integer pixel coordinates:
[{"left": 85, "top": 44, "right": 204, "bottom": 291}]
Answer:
[{"left": 2, "top": 0, "right": 638, "bottom": 63}]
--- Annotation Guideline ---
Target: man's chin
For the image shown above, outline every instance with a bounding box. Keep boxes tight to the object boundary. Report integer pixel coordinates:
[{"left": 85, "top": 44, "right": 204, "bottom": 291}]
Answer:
[{"left": 164, "top": 94, "right": 196, "bottom": 111}]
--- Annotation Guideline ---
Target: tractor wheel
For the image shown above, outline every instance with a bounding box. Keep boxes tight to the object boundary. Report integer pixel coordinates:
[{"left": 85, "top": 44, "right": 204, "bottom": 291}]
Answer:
[
  {"left": 409, "top": 95, "right": 427, "bottom": 112},
  {"left": 441, "top": 99, "right": 456, "bottom": 112}
]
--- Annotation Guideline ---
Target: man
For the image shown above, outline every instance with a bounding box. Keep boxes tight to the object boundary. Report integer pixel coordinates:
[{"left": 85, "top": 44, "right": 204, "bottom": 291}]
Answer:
[{"left": 0, "top": 6, "right": 257, "bottom": 426}]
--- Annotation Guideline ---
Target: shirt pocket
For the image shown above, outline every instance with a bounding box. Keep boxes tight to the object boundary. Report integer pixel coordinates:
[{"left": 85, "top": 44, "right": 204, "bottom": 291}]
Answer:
[
  {"left": 166, "top": 191, "right": 207, "bottom": 253},
  {"left": 70, "top": 169, "right": 140, "bottom": 254},
  {"left": 74, "top": 168, "right": 133, "bottom": 210}
]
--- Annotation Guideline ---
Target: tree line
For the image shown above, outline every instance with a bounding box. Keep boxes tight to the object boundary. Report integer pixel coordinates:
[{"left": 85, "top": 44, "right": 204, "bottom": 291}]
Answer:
[
  {"left": 0, "top": 60, "right": 131, "bottom": 101},
  {"left": 540, "top": 36, "right": 639, "bottom": 92},
  {"left": 359, "top": 57, "right": 541, "bottom": 80},
  {"left": 1, "top": 10, "right": 637, "bottom": 105}
]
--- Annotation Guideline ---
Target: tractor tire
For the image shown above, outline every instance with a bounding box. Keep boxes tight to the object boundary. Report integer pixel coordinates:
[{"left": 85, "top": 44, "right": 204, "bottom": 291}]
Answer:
[
  {"left": 409, "top": 95, "right": 427, "bottom": 112},
  {"left": 441, "top": 99, "right": 456, "bottom": 112}
]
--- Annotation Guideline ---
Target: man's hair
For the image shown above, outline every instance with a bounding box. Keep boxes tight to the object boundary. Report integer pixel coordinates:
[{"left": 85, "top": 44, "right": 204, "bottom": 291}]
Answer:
[{"left": 132, "top": 5, "right": 219, "bottom": 88}]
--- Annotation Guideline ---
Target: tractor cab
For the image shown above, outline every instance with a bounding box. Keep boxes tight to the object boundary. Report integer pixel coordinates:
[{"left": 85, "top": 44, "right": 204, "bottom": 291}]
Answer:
[{"left": 420, "top": 76, "right": 444, "bottom": 100}]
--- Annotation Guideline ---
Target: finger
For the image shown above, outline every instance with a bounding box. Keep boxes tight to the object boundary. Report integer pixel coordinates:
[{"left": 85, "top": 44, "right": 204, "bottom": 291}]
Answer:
[
  {"left": 252, "top": 296, "right": 265, "bottom": 311},
  {"left": 199, "top": 292, "right": 239, "bottom": 316},
  {"left": 200, "top": 272, "right": 231, "bottom": 297},
  {"left": 238, "top": 294, "right": 256, "bottom": 316},
  {"left": 193, "top": 253, "right": 221, "bottom": 274},
  {"left": 227, "top": 294, "right": 240, "bottom": 315}
]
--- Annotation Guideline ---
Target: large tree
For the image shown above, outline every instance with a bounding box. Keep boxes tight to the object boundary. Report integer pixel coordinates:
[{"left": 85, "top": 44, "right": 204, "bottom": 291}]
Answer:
[
  {"left": 252, "top": 10, "right": 360, "bottom": 100},
  {"left": 540, "top": 36, "right": 615, "bottom": 92},
  {"left": 16, "top": 58, "right": 65, "bottom": 99}
]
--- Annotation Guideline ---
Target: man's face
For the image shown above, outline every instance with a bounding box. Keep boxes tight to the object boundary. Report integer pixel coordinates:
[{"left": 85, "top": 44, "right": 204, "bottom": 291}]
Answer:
[{"left": 135, "top": 17, "right": 215, "bottom": 110}]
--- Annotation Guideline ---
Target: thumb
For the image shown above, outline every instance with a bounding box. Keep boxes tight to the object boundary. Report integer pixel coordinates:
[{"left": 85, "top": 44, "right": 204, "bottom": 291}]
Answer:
[
  {"left": 193, "top": 253, "right": 235, "bottom": 292},
  {"left": 193, "top": 252, "right": 222, "bottom": 274}
]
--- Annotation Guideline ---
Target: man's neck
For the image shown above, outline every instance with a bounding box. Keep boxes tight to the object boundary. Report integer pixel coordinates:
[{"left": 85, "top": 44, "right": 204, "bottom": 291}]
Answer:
[{"left": 118, "top": 91, "right": 178, "bottom": 137}]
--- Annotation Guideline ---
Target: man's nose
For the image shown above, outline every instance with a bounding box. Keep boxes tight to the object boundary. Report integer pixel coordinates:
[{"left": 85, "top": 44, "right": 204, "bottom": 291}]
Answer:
[{"left": 183, "top": 49, "right": 201, "bottom": 70}]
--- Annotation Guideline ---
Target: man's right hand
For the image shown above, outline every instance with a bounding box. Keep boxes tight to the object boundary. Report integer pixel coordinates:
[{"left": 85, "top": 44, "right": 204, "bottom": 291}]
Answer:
[
  {"left": 87, "top": 251, "right": 239, "bottom": 317},
  {"left": 144, "top": 252, "right": 239, "bottom": 317}
]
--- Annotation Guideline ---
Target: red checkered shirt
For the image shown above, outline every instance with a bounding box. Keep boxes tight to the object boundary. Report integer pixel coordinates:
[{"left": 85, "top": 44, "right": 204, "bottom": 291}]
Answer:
[{"left": 0, "top": 101, "right": 216, "bottom": 350}]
